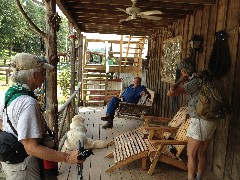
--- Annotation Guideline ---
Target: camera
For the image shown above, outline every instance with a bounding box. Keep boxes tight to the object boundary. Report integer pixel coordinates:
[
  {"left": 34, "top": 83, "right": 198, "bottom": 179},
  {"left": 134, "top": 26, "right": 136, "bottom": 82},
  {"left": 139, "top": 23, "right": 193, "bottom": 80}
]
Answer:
[{"left": 77, "top": 141, "right": 94, "bottom": 160}]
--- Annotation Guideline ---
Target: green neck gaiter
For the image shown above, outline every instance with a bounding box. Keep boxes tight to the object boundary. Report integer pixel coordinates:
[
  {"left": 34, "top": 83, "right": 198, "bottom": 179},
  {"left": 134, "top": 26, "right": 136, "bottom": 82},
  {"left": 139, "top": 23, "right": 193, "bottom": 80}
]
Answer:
[{"left": 4, "top": 83, "right": 37, "bottom": 107}]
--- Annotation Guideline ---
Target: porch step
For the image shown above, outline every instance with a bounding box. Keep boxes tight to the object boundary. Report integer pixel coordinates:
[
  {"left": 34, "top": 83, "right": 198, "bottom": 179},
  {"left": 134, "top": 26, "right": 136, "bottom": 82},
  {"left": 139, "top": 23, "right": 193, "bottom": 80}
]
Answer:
[
  {"left": 83, "top": 94, "right": 105, "bottom": 97},
  {"left": 123, "top": 52, "right": 141, "bottom": 54},
  {"left": 83, "top": 73, "right": 106, "bottom": 77},
  {"left": 82, "top": 83, "right": 105, "bottom": 86},
  {"left": 83, "top": 100, "right": 105, "bottom": 106},
  {"left": 82, "top": 78, "right": 106, "bottom": 81},
  {"left": 124, "top": 47, "right": 144, "bottom": 49},
  {"left": 82, "top": 89, "right": 105, "bottom": 91},
  {"left": 84, "top": 69, "right": 106, "bottom": 73},
  {"left": 84, "top": 100, "right": 104, "bottom": 103}
]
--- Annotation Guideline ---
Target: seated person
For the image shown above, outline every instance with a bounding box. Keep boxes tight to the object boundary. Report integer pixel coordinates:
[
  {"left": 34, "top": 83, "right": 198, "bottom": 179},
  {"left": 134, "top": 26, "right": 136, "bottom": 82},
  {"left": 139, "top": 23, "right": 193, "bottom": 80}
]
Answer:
[{"left": 101, "top": 77, "right": 146, "bottom": 129}]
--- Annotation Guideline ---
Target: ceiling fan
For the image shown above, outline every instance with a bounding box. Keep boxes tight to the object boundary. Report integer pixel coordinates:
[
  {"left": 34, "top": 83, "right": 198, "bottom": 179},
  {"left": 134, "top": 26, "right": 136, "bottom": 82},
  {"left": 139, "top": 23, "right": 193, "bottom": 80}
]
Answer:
[{"left": 118, "top": 0, "right": 162, "bottom": 23}]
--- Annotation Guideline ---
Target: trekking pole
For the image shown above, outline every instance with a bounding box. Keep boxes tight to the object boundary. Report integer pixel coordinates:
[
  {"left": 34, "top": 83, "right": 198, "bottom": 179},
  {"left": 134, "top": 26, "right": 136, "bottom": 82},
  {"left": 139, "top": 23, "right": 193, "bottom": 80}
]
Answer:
[
  {"left": 77, "top": 140, "right": 84, "bottom": 180},
  {"left": 76, "top": 161, "right": 83, "bottom": 180},
  {"left": 77, "top": 140, "right": 94, "bottom": 180}
]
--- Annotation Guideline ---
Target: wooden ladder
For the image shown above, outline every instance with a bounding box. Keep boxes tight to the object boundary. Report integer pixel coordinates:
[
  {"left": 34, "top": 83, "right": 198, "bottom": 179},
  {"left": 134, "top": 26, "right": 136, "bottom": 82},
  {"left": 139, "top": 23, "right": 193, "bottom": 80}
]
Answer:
[{"left": 82, "top": 66, "right": 107, "bottom": 106}]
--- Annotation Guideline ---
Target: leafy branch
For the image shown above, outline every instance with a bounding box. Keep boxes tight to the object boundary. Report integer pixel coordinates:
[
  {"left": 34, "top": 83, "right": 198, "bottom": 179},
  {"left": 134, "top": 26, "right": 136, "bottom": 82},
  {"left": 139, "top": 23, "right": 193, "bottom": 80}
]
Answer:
[{"left": 15, "top": 0, "right": 47, "bottom": 38}]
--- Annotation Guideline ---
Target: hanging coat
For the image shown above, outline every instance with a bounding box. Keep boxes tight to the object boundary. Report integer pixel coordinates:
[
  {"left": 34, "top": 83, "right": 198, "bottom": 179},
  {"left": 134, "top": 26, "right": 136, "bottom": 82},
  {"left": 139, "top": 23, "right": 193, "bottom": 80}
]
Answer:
[{"left": 208, "top": 30, "right": 231, "bottom": 78}]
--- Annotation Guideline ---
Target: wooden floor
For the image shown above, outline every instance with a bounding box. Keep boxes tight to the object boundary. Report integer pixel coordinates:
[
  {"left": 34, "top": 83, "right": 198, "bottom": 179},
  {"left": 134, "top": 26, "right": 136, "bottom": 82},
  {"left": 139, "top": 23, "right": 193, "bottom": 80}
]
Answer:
[{"left": 58, "top": 106, "right": 219, "bottom": 180}]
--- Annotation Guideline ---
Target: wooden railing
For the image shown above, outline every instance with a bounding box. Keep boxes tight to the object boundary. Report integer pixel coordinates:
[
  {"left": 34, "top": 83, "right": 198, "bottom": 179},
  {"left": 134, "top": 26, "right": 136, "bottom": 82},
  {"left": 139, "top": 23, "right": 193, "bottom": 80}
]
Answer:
[
  {"left": 57, "top": 82, "right": 81, "bottom": 145},
  {"left": 0, "top": 67, "right": 11, "bottom": 85}
]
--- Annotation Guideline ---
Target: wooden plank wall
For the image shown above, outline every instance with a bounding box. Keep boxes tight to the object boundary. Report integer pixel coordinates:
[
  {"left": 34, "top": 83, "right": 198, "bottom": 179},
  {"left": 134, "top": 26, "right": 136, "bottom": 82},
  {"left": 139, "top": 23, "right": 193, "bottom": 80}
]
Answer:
[{"left": 146, "top": 0, "right": 240, "bottom": 179}]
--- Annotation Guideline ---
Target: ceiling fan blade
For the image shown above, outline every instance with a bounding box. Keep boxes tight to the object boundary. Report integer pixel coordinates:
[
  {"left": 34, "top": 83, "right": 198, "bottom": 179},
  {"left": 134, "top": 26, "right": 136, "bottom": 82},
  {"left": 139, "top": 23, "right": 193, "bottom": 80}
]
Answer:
[
  {"left": 116, "top": 8, "right": 127, "bottom": 13},
  {"left": 119, "top": 16, "right": 133, "bottom": 23},
  {"left": 141, "top": 15, "right": 162, "bottom": 21},
  {"left": 139, "top": 10, "right": 162, "bottom": 16}
]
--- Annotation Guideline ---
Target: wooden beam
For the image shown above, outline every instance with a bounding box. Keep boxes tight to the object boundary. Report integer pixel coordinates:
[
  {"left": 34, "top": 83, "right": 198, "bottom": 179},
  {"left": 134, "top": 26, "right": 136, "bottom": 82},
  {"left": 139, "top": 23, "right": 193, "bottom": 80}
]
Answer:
[
  {"left": 66, "top": 1, "right": 205, "bottom": 10},
  {"left": 87, "top": 39, "right": 143, "bottom": 44},
  {"left": 56, "top": 0, "right": 82, "bottom": 30},
  {"left": 148, "top": 0, "right": 215, "bottom": 4},
  {"left": 75, "top": 11, "right": 186, "bottom": 19}
]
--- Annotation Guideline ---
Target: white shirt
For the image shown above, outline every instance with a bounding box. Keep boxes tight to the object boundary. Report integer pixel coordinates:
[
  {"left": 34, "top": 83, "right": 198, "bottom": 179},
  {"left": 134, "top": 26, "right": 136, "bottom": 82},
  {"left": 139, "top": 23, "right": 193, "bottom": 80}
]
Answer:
[{"left": 0, "top": 95, "right": 45, "bottom": 141}]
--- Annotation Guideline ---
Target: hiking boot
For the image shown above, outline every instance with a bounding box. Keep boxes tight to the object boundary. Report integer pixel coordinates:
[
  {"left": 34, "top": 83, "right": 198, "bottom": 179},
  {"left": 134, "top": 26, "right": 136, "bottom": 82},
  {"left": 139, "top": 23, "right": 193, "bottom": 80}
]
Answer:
[
  {"left": 101, "top": 116, "right": 112, "bottom": 121},
  {"left": 102, "top": 121, "right": 113, "bottom": 129}
]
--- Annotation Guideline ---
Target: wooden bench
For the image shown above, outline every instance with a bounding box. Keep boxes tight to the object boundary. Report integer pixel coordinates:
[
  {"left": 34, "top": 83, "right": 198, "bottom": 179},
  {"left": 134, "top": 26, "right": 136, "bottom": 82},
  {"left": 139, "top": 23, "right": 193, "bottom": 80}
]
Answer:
[
  {"left": 105, "top": 128, "right": 149, "bottom": 172},
  {"left": 105, "top": 106, "right": 190, "bottom": 174},
  {"left": 147, "top": 118, "right": 190, "bottom": 175},
  {"left": 116, "top": 88, "right": 156, "bottom": 119}
]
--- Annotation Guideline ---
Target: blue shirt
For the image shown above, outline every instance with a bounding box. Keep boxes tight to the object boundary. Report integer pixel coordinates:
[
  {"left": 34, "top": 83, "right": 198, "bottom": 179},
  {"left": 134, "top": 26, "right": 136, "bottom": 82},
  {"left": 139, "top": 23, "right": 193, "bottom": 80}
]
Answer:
[{"left": 122, "top": 84, "right": 146, "bottom": 103}]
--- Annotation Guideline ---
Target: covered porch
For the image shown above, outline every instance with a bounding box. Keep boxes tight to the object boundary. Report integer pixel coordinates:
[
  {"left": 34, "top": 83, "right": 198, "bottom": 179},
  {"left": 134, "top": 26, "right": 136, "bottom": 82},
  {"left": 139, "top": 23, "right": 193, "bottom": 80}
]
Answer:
[
  {"left": 9, "top": 0, "right": 240, "bottom": 179},
  {"left": 57, "top": 106, "right": 218, "bottom": 180}
]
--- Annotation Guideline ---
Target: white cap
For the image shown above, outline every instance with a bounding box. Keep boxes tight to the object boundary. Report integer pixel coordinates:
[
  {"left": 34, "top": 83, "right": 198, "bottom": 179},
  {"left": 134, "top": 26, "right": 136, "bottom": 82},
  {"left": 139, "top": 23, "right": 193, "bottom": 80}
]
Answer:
[{"left": 11, "top": 53, "right": 54, "bottom": 71}]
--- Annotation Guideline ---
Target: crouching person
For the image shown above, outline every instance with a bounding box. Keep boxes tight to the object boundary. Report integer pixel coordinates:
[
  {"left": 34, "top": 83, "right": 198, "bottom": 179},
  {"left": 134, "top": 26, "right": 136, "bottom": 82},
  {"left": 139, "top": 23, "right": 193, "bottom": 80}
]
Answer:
[{"left": 0, "top": 53, "right": 85, "bottom": 180}]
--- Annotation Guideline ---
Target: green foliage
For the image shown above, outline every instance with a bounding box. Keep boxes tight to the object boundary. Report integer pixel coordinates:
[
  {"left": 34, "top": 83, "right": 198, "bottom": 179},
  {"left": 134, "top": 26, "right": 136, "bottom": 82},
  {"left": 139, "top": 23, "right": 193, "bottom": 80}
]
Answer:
[
  {"left": 0, "top": 0, "right": 71, "bottom": 103},
  {"left": 57, "top": 17, "right": 69, "bottom": 53},
  {"left": 0, "top": 0, "right": 69, "bottom": 58},
  {"left": 0, "top": 0, "right": 45, "bottom": 56},
  {"left": 0, "top": 75, "right": 6, "bottom": 81},
  {"left": 58, "top": 64, "right": 71, "bottom": 99}
]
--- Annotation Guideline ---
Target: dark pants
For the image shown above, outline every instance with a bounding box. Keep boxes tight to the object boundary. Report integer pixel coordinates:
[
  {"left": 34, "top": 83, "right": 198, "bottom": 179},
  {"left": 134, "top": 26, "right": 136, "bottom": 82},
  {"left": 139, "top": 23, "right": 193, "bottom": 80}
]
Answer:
[{"left": 106, "top": 97, "right": 122, "bottom": 117}]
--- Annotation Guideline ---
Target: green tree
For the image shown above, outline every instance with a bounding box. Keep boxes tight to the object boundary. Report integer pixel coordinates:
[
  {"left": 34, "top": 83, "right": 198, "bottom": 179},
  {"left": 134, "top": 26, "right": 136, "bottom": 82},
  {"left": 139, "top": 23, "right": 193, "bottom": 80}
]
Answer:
[
  {"left": 57, "top": 17, "right": 69, "bottom": 53},
  {"left": 0, "top": 0, "right": 45, "bottom": 57},
  {"left": 0, "top": 0, "right": 69, "bottom": 58}
]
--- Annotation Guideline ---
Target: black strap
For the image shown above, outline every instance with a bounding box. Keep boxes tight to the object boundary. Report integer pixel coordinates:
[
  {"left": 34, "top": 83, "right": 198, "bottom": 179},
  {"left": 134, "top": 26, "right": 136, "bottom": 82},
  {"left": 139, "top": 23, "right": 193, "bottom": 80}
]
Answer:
[
  {"left": 3, "top": 92, "right": 18, "bottom": 136},
  {"left": 3, "top": 91, "right": 53, "bottom": 139},
  {"left": 5, "top": 109, "right": 18, "bottom": 136}
]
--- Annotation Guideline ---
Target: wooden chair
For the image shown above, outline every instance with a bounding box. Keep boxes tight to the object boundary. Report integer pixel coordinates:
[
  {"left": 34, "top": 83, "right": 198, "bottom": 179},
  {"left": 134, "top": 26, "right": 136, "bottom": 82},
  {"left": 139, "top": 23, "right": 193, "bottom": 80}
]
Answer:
[
  {"left": 146, "top": 117, "right": 190, "bottom": 175},
  {"left": 116, "top": 88, "right": 156, "bottom": 119},
  {"left": 105, "top": 106, "right": 189, "bottom": 173},
  {"left": 142, "top": 106, "right": 189, "bottom": 139}
]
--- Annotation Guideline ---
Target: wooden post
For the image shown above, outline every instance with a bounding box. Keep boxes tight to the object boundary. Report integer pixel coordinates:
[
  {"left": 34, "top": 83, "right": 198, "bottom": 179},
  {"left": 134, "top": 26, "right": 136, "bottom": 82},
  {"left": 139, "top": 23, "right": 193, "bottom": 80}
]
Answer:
[
  {"left": 104, "top": 41, "right": 109, "bottom": 105},
  {"left": 44, "top": 0, "right": 58, "bottom": 140},
  {"left": 69, "top": 24, "right": 76, "bottom": 119},
  {"left": 118, "top": 35, "right": 123, "bottom": 77},
  {"left": 82, "top": 37, "right": 87, "bottom": 106},
  {"left": 77, "top": 33, "right": 83, "bottom": 106},
  {"left": 5, "top": 69, "right": 9, "bottom": 85}
]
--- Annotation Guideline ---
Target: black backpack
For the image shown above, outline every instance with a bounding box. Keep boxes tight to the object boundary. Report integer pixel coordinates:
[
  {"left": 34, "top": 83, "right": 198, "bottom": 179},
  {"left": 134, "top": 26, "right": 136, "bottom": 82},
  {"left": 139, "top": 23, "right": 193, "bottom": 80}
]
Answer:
[
  {"left": 0, "top": 131, "right": 28, "bottom": 164},
  {"left": 0, "top": 93, "right": 28, "bottom": 164}
]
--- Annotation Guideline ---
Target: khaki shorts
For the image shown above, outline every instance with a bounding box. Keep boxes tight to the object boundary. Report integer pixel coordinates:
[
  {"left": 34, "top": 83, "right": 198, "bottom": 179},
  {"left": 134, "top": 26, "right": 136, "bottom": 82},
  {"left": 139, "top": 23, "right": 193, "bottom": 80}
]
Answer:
[
  {"left": 186, "top": 117, "right": 218, "bottom": 141},
  {"left": 1, "top": 156, "right": 41, "bottom": 180}
]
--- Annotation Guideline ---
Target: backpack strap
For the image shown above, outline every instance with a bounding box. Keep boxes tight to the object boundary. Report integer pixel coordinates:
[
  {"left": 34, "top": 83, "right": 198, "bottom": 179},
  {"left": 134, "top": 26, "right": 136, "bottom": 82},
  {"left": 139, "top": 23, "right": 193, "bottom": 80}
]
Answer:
[{"left": 3, "top": 92, "right": 18, "bottom": 136}]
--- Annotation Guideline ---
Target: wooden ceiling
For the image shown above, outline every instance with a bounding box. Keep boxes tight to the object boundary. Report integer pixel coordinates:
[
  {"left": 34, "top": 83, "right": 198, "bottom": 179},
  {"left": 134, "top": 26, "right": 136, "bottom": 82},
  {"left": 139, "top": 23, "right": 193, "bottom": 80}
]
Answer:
[{"left": 56, "top": 0, "right": 216, "bottom": 36}]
